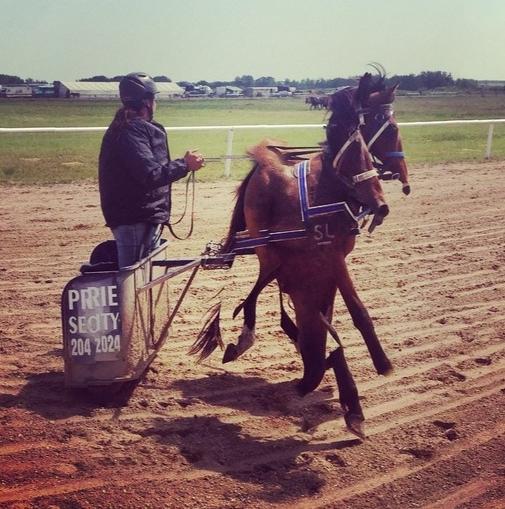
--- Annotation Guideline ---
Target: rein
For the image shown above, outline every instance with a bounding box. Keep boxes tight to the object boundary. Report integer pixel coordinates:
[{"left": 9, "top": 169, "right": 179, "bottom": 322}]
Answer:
[{"left": 167, "top": 171, "right": 196, "bottom": 240}]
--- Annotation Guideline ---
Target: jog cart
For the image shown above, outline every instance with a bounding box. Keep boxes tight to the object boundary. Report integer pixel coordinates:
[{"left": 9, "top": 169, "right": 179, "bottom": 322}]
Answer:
[{"left": 61, "top": 239, "right": 232, "bottom": 388}]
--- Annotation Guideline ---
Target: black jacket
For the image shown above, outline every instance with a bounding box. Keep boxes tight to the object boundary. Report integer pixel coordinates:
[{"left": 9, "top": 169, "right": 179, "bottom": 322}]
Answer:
[{"left": 99, "top": 117, "right": 189, "bottom": 228}]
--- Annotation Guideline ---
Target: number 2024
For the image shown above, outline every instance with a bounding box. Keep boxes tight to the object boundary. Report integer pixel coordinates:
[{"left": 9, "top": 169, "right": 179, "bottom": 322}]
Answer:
[{"left": 70, "top": 335, "right": 120, "bottom": 356}]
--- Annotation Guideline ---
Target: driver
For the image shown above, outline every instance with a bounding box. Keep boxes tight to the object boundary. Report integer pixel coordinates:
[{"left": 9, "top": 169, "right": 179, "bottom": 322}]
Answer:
[{"left": 98, "top": 72, "right": 205, "bottom": 268}]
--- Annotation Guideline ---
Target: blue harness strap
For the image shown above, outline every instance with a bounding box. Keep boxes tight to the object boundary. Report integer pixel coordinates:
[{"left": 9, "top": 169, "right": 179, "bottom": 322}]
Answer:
[
  {"left": 296, "top": 160, "right": 359, "bottom": 224},
  {"left": 232, "top": 228, "right": 306, "bottom": 253},
  {"left": 384, "top": 151, "right": 405, "bottom": 158}
]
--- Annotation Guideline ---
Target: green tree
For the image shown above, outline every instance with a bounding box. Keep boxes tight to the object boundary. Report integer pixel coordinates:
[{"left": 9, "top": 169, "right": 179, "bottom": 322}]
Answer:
[
  {"left": 0, "top": 74, "right": 24, "bottom": 85},
  {"left": 153, "top": 75, "right": 171, "bottom": 82}
]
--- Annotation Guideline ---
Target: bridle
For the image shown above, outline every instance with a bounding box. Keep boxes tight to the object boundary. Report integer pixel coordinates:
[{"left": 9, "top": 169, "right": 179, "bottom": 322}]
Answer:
[
  {"left": 329, "top": 127, "right": 379, "bottom": 190},
  {"left": 358, "top": 103, "right": 405, "bottom": 178}
]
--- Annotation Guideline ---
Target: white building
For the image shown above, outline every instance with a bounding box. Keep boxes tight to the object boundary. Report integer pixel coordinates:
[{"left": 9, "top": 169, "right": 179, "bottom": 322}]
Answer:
[
  {"left": 214, "top": 86, "right": 243, "bottom": 97},
  {"left": 55, "top": 81, "right": 184, "bottom": 99}
]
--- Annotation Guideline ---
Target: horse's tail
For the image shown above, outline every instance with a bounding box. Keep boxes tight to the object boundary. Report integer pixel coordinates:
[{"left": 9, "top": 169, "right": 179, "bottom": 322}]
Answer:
[
  {"left": 189, "top": 301, "right": 223, "bottom": 362},
  {"left": 221, "top": 165, "right": 257, "bottom": 253}
]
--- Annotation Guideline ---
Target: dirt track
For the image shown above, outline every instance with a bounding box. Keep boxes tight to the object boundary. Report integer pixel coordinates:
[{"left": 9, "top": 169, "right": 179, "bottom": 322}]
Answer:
[{"left": 1, "top": 161, "right": 505, "bottom": 509}]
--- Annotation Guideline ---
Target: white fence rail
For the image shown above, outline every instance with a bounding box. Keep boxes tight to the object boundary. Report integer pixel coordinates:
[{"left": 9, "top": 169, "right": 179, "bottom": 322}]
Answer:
[{"left": 1, "top": 119, "right": 504, "bottom": 176}]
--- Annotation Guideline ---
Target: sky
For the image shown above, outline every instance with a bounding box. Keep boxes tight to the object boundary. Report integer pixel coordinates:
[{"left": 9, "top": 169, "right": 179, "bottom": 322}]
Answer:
[{"left": 1, "top": 0, "right": 504, "bottom": 83}]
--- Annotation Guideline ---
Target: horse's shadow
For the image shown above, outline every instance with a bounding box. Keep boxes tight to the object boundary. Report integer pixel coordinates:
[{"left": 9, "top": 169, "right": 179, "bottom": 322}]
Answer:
[
  {"left": 171, "top": 371, "right": 344, "bottom": 431},
  {"left": 143, "top": 413, "right": 360, "bottom": 504},
  {"left": 151, "top": 372, "right": 361, "bottom": 502}
]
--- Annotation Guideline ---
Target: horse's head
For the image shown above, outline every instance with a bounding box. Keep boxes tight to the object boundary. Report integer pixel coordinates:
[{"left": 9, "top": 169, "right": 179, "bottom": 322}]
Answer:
[
  {"left": 355, "top": 71, "right": 411, "bottom": 195},
  {"left": 326, "top": 87, "right": 389, "bottom": 230}
]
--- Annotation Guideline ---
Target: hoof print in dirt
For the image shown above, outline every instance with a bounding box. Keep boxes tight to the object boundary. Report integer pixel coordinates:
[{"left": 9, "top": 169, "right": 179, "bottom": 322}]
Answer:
[
  {"left": 444, "top": 428, "right": 459, "bottom": 441},
  {"left": 433, "top": 419, "right": 456, "bottom": 430},
  {"left": 401, "top": 447, "right": 435, "bottom": 460}
]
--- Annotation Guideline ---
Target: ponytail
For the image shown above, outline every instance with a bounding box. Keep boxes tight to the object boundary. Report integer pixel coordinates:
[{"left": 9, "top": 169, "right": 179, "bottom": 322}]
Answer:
[{"left": 109, "top": 106, "right": 141, "bottom": 130}]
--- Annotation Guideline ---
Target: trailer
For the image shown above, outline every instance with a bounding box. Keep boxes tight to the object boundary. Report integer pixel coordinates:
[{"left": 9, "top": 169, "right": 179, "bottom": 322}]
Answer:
[
  {"left": 61, "top": 239, "right": 233, "bottom": 388},
  {"left": 2, "top": 85, "right": 32, "bottom": 98}
]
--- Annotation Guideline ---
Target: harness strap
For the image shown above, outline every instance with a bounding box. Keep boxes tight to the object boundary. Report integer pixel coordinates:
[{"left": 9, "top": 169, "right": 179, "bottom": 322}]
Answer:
[
  {"left": 384, "top": 151, "right": 405, "bottom": 158},
  {"left": 332, "top": 129, "right": 361, "bottom": 168},
  {"left": 232, "top": 229, "right": 307, "bottom": 253},
  {"left": 352, "top": 169, "right": 379, "bottom": 184},
  {"left": 297, "top": 160, "right": 310, "bottom": 223},
  {"left": 296, "top": 160, "right": 372, "bottom": 223},
  {"left": 366, "top": 119, "right": 391, "bottom": 150}
]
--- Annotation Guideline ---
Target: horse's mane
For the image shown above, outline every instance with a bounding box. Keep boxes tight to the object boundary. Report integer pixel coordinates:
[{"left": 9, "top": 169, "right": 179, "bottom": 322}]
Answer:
[
  {"left": 247, "top": 138, "right": 286, "bottom": 171},
  {"left": 328, "top": 71, "right": 386, "bottom": 125},
  {"left": 220, "top": 139, "right": 287, "bottom": 253}
]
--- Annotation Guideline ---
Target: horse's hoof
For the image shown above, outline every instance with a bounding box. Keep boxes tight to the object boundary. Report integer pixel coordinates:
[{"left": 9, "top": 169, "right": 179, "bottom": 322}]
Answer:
[
  {"left": 344, "top": 413, "right": 366, "bottom": 440},
  {"left": 222, "top": 344, "right": 238, "bottom": 363},
  {"left": 402, "top": 184, "right": 411, "bottom": 196},
  {"left": 375, "top": 359, "right": 393, "bottom": 376}
]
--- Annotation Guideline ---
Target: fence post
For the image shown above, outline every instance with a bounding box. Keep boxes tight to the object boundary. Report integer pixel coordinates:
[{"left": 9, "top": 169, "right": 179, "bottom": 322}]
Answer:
[
  {"left": 485, "top": 123, "right": 494, "bottom": 159},
  {"left": 224, "top": 128, "right": 234, "bottom": 177}
]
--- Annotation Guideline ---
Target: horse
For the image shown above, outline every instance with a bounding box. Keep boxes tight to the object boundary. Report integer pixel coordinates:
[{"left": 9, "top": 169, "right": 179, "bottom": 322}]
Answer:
[
  {"left": 193, "top": 72, "right": 409, "bottom": 438},
  {"left": 318, "top": 95, "right": 330, "bottom": 109},
  {"left": 305, "top": 95, "right": 324, "bottom": 110}
]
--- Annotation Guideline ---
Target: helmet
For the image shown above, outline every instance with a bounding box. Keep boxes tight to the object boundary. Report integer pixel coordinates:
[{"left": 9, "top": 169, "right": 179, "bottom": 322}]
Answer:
[{"left": 119, "top": 72, "right": 158, "bottom": 105}]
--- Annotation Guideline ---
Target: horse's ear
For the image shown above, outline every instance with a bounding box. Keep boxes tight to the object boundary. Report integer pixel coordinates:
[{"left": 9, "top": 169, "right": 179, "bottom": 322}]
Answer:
[
  {"left": 357, "top": 72, "right": 372, "bottom": 107},
  {"left": 386, "top": 82, "right": 400, "bottom": 101}
]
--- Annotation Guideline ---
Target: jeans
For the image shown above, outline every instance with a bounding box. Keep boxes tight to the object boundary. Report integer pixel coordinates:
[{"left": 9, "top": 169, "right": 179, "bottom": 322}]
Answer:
[{"left": 111, "top": 223, "right": 161, "bottom": 269}]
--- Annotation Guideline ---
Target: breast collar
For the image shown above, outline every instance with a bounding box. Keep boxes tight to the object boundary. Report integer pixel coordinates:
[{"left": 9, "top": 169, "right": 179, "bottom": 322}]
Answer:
[{"left": 295, "top": 159, "right": 371, "bottom": 226}]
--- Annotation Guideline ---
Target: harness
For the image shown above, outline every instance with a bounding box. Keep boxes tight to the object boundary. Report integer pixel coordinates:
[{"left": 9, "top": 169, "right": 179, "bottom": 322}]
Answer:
[
  {"left": 227, "top": 103, "right": 404, "bottom": 255},
  {"left": 296, "top": 159, "right": 372, "bottom": 226},
  {"left": 230, "top": 157, "right": 374, "bottom": 254}
]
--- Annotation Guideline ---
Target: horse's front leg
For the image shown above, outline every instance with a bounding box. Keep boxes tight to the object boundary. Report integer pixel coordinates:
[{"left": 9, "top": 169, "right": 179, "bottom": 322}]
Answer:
[
  {"left": 336, "top": 258, "right": 393, "bottom": 375},
  {"left": 322, "top": 301, "right": 365, "bottom": 439}
]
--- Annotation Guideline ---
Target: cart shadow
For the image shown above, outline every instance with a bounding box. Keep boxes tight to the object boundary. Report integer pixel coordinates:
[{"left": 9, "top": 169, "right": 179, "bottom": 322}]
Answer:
[{"left": 0, "top": 371, "right": 136, "bottom": 419}]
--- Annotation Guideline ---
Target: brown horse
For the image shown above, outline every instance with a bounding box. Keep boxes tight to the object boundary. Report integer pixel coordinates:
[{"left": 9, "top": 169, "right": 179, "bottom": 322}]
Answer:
[
  {"left": 194, "top": 72, "right": 408, "bottom": 438},
  {"left": 305, "top": 94, "right": 330, "bottom": 110}
]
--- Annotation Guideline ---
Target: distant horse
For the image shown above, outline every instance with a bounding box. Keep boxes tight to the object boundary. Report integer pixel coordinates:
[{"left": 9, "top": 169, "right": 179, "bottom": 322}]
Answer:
[
  {"left": 193, "top": 72, "right": 408, "bottom": 438},
  {"left": 305, "top": 94, "right": 331, "bottom": 110},
  {"left": 318, "top": 95, "right": 330, "bottom": 109}
]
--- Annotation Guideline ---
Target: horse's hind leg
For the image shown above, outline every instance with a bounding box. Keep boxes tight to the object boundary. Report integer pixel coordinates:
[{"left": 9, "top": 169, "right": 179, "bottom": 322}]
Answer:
[
  {"left": 290, "top": 292, "right": 328, "bottom": 396},
  {"left": 222, "top": 265, "right": 278, "bottom": 363},
  {"left": 337, "top": 259, "right": 393, "bottom": 375},
  {"left": 326, "top": 347, "right": 365, "bottom": 439}
]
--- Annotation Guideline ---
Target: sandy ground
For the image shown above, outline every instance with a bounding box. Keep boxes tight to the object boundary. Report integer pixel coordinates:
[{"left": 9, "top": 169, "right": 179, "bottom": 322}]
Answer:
[{"left": 0, "top": 160, "right": 505, "bottom": 509}]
